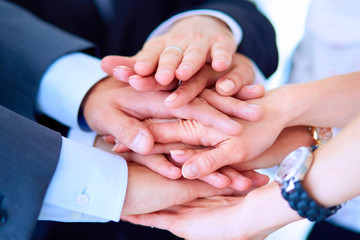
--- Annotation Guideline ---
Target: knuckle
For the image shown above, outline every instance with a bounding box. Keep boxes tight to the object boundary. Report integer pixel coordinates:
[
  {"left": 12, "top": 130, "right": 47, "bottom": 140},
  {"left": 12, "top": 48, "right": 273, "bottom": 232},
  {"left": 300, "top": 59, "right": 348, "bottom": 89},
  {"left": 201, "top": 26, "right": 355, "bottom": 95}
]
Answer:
[
  {"left": 185, "top": 46, "right": 205, "bottom": 58},
  {"left": 179, "top": 120, "right": 207, "bottom": 143},
  {"left": 190, "top": 97, "right": 208, "bottom": 106},
  {"left": 202, "top": 153, "right": 219, "bottom": 172},
  {"left": 162, "top": 48, "right": 182, "bottom": 58},
  {"left": 193, "top": 32, "right": 206, "bottom": 41},
  {"left": 143, "top": 37, "right": 165, "bottom": 49},
  {"left": 228, "top": 71, "right": 244, "bottom": 84}
]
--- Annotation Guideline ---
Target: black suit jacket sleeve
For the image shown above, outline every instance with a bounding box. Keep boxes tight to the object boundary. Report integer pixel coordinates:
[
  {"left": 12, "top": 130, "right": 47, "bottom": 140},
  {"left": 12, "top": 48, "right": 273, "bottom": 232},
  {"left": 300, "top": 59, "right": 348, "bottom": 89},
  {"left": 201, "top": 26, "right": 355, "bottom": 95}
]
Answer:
[
  {"left": 10, "top": 0, "right": 278, "bottom": 79},
  {"left": 0, "top": 105, "right": 62, "bottom": 240},
  {"left": 0, "top": 0, "right": 96, "bottom": 120}
]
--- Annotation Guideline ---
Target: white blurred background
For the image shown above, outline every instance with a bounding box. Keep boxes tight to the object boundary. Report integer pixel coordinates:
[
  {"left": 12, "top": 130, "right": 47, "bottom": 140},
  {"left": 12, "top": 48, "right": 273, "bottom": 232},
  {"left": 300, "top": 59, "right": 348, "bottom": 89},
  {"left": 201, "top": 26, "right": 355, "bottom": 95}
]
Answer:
[{"left": 250, "top": 1, "right": 313, "bottom": 239}]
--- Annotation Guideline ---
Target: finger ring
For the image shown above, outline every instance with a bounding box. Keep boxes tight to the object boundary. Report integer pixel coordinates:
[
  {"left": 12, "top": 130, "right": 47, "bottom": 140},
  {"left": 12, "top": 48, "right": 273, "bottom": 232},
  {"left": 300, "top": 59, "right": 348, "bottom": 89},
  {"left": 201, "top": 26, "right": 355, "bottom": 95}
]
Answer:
[{"left": 164, "top": 46, "right": 183, "bottom": 54}]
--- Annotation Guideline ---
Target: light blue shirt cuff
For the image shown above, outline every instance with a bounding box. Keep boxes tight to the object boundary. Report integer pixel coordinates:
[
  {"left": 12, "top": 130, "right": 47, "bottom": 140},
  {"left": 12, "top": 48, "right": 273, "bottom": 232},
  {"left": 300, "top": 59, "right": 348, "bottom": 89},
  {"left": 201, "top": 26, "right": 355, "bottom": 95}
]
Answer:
[
  {"left": 147, "top": 9, "right": 243, "bottom": 46},
  {"left": 36, "top": 52, "right": 108, "bottom": 128},
  {"left": 38, "top": 137, "right": 128, "bottom": 222}
]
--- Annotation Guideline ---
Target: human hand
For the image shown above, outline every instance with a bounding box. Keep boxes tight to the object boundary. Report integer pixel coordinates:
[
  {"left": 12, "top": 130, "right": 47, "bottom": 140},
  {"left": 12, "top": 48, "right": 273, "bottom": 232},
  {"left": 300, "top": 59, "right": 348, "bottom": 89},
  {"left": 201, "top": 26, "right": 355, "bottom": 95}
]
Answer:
[
  {"left": 95, "top": 135, "right": 269, "bottom": 190},
  {"left": 122, "top": 182, "right": 302, "bottom": 240},
  {"left": 82, "top": 76, "right": 244, "bottom": 154},
  {"left": 102, "top": 54, "right": 264, "bottom": 109},
  {"left": 139, "top": 88, "right": 299, "bottom": 179},
  {"left": 121, "top": 162, "right": 239, "bottom": 216},
  {"left": 134, "top": 15, "right": 237, "bottom": 84}
]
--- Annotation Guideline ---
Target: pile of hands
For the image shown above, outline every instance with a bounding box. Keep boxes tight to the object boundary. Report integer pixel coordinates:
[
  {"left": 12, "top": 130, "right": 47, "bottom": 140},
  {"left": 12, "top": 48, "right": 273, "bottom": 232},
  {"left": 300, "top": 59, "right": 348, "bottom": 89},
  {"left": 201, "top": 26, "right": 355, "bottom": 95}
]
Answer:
[{"left": 82, "top": 16, "right": 312, "bottom": 240}]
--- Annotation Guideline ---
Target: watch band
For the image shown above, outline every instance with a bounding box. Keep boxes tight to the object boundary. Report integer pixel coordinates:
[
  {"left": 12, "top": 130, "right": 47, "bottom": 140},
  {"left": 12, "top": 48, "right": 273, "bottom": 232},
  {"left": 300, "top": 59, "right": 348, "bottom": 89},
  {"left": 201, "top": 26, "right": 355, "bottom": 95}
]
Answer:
[
  {"left": 309, "top": 127, "right": 333, "bottom": 148},
  {"left": 281, "top": 181, "right": 342, "bottom": 222}
]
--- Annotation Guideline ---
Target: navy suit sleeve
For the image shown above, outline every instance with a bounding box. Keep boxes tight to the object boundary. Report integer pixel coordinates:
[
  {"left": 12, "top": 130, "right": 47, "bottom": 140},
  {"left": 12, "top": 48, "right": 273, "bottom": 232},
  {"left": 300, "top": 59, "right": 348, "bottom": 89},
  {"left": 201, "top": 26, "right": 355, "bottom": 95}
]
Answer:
[
  {"left": 0, "top": 0, "right": 96, "bottom": 120},
  {"left": 0, "top": 105, "right": 62, "bottom": 240}
]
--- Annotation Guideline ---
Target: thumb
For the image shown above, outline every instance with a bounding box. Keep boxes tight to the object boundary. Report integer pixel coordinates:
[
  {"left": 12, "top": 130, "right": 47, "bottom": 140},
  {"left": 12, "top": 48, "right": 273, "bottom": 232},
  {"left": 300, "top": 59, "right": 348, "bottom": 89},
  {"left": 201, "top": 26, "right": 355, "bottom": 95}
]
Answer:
[
  {"left": 101, "top": 111, "right": 154, "bottom": 154},
  {"left": 101, "top": 55, "right": 136, "bottom": 75},
  {"left": 182, "top": 147, "right": 237, "bottom": 179}
]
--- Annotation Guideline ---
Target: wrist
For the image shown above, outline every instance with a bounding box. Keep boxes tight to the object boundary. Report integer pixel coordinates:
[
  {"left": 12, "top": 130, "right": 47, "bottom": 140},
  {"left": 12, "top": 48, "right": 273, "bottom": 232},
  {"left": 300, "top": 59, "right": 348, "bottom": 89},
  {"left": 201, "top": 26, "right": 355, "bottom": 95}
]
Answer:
[
  {"left": 243, "top": 182, "right": 302, "bottom": 234},
  {"left": 270, "top": 84, "right": 308, "bottom": 128}
]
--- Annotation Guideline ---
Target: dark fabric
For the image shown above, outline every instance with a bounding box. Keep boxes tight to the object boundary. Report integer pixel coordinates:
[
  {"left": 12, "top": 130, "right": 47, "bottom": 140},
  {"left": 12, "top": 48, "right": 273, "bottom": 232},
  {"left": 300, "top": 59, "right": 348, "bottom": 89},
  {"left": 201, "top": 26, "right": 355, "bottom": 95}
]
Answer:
[
  {"left": 307, "top": 221, "right": 360, "bottom": 240},
  {"left": 0, "top": 106, "right": 62, "bottom": 240},
  {"left": 10, "top": 0, "right": 278, "bottom": 77},
  {"left": 0, "top": 0, "right": 96, "bottom": 120},
  {"left": 0, "top": 1, "right": 278, "bottom": 239},
  {"left": 32, "top": 221, "right": 182, "bottom": 240}
]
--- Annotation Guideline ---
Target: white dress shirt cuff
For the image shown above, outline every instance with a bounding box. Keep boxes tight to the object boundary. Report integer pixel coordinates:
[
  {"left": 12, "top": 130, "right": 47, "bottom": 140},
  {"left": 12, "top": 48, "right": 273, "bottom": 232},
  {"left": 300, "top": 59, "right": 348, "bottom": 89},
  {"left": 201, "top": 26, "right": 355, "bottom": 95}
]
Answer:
[
  {"left": 67, "top": 127, "right": 97, "bottom": 147},
  {"left": 147, "top": 9, "right": 243, "bottom": 46},
  {"left": 36, "top": 52, "right": 108, "bottom": 128},
  {"left": 38, "top": 137, "right": 128, "bottom": 222}
]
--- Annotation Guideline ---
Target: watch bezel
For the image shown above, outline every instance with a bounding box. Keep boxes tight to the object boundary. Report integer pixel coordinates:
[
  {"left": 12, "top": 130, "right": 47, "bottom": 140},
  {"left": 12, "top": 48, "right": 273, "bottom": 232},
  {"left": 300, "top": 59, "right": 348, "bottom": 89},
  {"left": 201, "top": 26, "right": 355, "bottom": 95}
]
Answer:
[{"left": 275, "top": 146, "right": 313, "bottom": 190}]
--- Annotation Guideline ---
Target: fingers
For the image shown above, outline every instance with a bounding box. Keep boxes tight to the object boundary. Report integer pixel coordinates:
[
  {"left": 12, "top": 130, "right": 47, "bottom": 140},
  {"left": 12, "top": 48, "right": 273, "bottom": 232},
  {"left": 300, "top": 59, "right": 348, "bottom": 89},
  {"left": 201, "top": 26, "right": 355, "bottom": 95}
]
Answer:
[
  {"left": 134, "top": 38, "right": 165, "bottom": 76},
  {"left": 199, "top": 172, "right": 231, "bottom": 189},
  {"left": 175, "top": 39, "right": 210, "bottom": 81},
  {"left": 113, "top": 66, "right": 136, "bottom": 83},
  {"left": 218, "top": 166, "right": 252, "bottom": 191},
  {"left": 99, "top": 109, "right": 154, "bottom": 154},
  {"left": 210, "top": 35, "right": 236, "bottom": 72},
  {"left": 125, "top": 152, "right": 182, "bottom": 179},
  {"left": 215, "top": 55, "right": 255, "bottom": 96},
  {"left": 101, "top": 55, "right": 136, "bottom": 75},
  {"left": 128, "top": 75, "right": 179, "bottom": 91},
  {"left": 235, "top": 84, "right": 265, "bottom": 100},
  {"left": 155, "top": 45, "right": 186, "bottom": 85},
  {"left": 170, "top": 98, "right": 243, "bottom": 135},
  {"left": 201, "top": 88, "right": 264, "bottom": 121},
  {"left": 181, "top": 146, "right": 240, "bottom": 179},
  {"left": 241, "top": 170, "right": 270, "bottom": 187},
  {"left": 164, "top": 75, "right": 208, "bottom": 109}
]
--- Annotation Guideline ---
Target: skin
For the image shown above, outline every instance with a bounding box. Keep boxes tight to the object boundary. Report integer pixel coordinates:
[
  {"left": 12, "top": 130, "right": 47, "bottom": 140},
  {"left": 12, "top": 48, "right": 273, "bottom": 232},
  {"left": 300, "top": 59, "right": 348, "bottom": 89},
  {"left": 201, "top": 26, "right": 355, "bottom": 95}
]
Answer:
[
  {"left": 133, "top": 15, "right": 238, "bottom": 85},
  {"left": 82, "top": 75, "right": 246, "bottom": 155},
  {"left": 95, "top": 134, "right": 270, "bottom": 191},
  {"left": 139, "top": 72, "right": 360, "bottom": 180},
  {"left": 101, "top": 53, "right": 262, "bottom": 109},
  {"left": 122, "top": 114, "right": 360, "bottom": 240}
]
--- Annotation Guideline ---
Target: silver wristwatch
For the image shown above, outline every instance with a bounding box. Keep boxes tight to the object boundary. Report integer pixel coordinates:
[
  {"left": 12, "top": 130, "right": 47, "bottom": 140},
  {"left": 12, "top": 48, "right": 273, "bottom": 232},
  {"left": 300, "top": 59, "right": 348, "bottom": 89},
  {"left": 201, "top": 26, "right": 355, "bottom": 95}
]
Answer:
[{"left": 275, "top": 146, "right": 341, "bottom": 222}]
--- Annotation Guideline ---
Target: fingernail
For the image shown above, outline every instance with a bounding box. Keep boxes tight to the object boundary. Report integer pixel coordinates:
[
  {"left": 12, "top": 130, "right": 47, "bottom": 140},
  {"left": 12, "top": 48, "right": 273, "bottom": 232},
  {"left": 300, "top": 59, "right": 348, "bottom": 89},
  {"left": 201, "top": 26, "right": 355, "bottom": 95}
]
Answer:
[
  {"left": 248, "top": 104, "right": 260, "bottom": 108},
  {"left": 111, "top": 142, "right": 121, "bottom": 152},
  {"left": 170, "top": 150, "right": 185, "bottom": 156},
  {"left": 182, "top": 163, "right": 199, "bottom": 178},
  {"left": 113, "top": 65, "right": 132, "bottom": 72},
  {"left": 135, "top": 60, "right": 151, "bottom": 66},
  {"left": 230, "top": 119, "right": 241, "bottom": 125},
  {"left": 178, "top": 64, "right": 191, "bottom": 70},
  {"left": 215, "top": 58, "right": 230, "bottom": 66},
  {"left": 218, "top": 79, "right": 235, "bottom": 93},
  {"left": 158, "top": 69, "right": 171, "bottom": 74},
  {"left": 131, "top": 131, "right": 149, "bottom": 152},
  {"left": 149, "top": 118, "right": 178, "bottom": 123},
  {"left": 165, "top": 92, "right": 178, "bottom": 102},
  {"left": 245, "top": 85, "right": 256, "bottom": 89},
  {"left": 129, "top": 75, "right": 142, "bottom": 80},
  {"left": 170, "top": 166, "right": 180, "bottom": 172}
]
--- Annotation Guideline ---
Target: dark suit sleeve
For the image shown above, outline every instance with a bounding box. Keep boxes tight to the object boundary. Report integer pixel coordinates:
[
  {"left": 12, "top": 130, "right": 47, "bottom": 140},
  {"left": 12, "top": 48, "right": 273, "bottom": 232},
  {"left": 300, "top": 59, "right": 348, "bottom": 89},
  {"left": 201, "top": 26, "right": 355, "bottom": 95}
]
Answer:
[
  {"left": 0, "top": 105, "right": 62, "bottom": 240},
  {"left": 0, "top": 0, "right": 97, "bottom": 120},
  {"left": 189, "top": 0, "right": 278, "bottom": 78}
]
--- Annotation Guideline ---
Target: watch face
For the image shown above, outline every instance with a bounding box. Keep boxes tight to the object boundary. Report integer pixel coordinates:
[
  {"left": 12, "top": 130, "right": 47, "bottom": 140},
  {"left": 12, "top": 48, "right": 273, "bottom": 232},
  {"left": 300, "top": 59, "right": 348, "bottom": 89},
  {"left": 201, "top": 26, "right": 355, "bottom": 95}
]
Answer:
[{"left": 275, "top": 147, "right": 311, "bottom": 183}]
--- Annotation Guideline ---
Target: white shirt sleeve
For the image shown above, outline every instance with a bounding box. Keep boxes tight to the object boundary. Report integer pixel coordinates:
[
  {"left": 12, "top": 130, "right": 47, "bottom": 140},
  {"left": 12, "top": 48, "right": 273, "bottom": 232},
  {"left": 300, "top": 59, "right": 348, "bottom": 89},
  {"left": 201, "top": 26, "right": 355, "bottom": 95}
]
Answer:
[
  {"left": 36, "top": 52, "right": 108, "bottom": 129},
  {"left": 147, "top": 9, "right": 243, "bottom": 46},
  {"left": 38, "top": 136, "right": 128, "bottom": 222}
]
